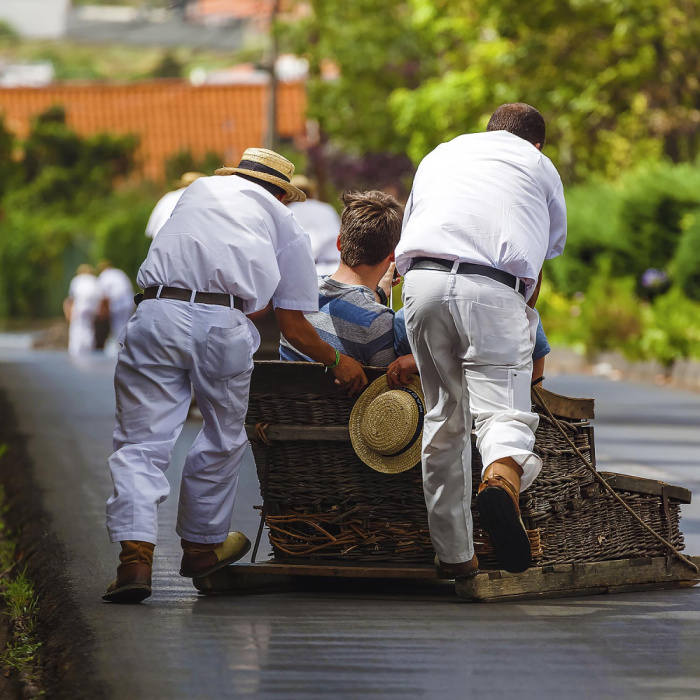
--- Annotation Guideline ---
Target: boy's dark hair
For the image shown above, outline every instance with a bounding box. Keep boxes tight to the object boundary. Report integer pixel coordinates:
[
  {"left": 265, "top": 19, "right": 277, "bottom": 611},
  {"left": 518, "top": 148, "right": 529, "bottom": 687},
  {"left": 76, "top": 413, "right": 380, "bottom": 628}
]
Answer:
[
  {"left": 234, "top": 172, "right": 286, "bottom": 198},
  {"left": 486, "top": 103, "right": 546, "bottom": 148},
  {"left": 339, "top": 190, "right": 404, "bottom": 267}
]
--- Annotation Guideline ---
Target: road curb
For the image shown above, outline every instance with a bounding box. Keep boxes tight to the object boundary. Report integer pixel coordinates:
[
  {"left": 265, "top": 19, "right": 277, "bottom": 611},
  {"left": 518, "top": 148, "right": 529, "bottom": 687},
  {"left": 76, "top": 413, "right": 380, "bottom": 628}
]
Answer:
[{"left": 0, "top": 390, "right": 106, "bottom": 699}]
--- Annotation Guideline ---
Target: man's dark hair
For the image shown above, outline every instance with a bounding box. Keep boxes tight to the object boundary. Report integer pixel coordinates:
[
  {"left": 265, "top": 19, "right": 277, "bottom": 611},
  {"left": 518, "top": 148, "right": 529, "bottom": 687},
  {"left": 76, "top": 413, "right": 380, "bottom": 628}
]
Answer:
[
  {"left": 235, "top": 172, "right": 286, "bottom": 198},
  {"left": 486, "top": 103, "right": 546, "bottom": 148},
  {"left": 339, "top": 190, "right": 404, "bottom": 267}
]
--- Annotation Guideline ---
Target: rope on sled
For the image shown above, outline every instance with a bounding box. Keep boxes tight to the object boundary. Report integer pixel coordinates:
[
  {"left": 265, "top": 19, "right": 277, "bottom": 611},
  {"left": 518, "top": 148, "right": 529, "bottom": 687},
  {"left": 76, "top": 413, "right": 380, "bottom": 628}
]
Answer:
[{"left": 532, "top": 385, "right": 699, "bottom": 575}]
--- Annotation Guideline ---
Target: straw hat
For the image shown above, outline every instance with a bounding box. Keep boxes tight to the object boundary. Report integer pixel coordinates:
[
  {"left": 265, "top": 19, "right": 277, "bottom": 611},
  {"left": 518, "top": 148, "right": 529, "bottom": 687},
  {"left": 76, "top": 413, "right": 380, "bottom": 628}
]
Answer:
[
  {"left": 215, "top": 148, "right": 306, "bottom": 203},
  {"left": 350, "top": 375, "right": 425, "bottom": 474},
  {"left": 291, "top": 174, "right": 317, "bottom": 198},
  {"left": 175, "top": 171, "right": 205, "bottom": 188}
]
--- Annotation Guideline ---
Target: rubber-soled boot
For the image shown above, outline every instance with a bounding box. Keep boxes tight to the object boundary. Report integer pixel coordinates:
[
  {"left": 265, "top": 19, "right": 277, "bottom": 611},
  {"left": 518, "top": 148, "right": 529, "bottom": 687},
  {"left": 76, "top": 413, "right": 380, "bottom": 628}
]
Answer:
[
  {"left": 179, "top": 532, "right": 251, "bottom": 578},
  {"left": 103, "top": 541, "right": 154, "bottom": 604},
  {"left": 476, "top": 463, "right": 532, "bottom": 574}
]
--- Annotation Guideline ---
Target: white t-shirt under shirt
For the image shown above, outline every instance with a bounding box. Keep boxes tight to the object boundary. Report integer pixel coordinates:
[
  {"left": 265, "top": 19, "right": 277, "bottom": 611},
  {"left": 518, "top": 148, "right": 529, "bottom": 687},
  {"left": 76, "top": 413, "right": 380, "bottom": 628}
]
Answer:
[
  {"left": 395, "top": 131, "right": 567, "bottom": 300},
  {"left": 144, "top": 188, "right": 186, "bottom": 239},
  {"left": 137, "top": 175, "right": 319, "bottom": 315},
  {"left": 287, "top": 199, "right": 341, "bottom": 277}
]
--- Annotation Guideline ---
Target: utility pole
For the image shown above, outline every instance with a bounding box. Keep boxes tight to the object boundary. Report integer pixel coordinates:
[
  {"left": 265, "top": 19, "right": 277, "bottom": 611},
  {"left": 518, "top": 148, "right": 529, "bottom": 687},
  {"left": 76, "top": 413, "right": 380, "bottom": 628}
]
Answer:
[{"left": 264, "top": 0, "right": 282, "bottom": 150}]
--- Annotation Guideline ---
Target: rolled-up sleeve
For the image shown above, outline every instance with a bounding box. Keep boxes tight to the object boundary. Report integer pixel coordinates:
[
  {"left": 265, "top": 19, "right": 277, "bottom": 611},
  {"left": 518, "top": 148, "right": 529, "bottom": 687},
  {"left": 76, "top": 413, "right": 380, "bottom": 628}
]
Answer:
[{"left": 272, "top": 234, "right": 319, "bottom": 313}]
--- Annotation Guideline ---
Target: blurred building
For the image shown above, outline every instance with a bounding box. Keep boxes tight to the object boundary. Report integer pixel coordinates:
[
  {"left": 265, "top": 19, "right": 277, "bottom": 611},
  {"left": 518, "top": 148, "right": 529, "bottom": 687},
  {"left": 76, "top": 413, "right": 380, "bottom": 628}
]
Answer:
[
  {"left": 0, "top": 0, "right": 70, "bottom": 39},
  {"left": 186, "top": 0, "right": 306, "bottom": 30},
  {"left": 0, "top": 80, "right": 307, "bottom": 181},
  {"left": 0, "top": 62, "right": 55, "bottom": 88}
]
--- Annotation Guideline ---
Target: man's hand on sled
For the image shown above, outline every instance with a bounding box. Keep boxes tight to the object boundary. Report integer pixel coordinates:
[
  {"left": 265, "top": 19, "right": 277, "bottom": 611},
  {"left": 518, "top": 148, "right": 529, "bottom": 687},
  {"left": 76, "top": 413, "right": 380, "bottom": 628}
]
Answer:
[
  {"left": 387, "top": 354, "right": 418, "bottom": 388},
  {"left": 332, "top": 354, "right": 368, "bottom": 396}
]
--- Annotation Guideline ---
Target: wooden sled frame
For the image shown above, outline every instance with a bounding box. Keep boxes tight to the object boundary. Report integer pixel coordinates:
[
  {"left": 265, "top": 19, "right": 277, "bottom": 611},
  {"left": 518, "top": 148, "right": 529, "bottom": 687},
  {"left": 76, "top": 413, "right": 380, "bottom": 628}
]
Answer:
[{"left": 193, "top": 556, "right": 700, "bottom": 602}]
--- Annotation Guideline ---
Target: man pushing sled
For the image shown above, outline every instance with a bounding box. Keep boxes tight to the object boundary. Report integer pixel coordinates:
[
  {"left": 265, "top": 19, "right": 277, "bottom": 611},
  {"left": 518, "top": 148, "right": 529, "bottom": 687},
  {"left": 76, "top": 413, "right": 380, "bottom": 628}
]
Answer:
[{"left": 103, "top": 149, "right": 367, "bottom": 603}]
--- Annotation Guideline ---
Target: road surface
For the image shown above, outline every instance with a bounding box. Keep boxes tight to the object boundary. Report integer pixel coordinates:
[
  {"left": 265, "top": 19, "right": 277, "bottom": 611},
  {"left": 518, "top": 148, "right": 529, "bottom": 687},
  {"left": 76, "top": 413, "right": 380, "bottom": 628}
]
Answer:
[{"left": 0, "top": 348, "right": 698, "bottom": 699}]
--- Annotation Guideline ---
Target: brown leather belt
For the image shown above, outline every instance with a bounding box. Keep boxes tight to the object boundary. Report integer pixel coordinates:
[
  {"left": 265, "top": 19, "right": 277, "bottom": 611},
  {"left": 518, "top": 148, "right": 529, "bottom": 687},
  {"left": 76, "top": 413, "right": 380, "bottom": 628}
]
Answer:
[{"left": 139, "top": 286, "right": 244, "bottom": 311}]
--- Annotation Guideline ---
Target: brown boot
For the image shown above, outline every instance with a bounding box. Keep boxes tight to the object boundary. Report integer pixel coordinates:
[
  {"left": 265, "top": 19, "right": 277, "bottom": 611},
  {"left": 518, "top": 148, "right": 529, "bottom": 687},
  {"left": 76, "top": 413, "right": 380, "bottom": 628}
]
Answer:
[
  {"left": 476, "top": 459, "right": 532, "bottom": 574},
  {"left": 179, "top": 531, "right": 251, "bottom": 579},
  {"left": 434, "top": 554, "right": 479, "bottom": 580},
  {"left": 103, "top": 541, "right": 154, "bottom": 604}
]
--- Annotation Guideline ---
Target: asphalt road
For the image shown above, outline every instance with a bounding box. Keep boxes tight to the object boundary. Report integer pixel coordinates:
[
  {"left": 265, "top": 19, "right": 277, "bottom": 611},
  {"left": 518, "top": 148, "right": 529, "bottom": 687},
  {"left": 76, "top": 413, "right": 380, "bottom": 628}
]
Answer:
[{"left": 0, "top": 348, "right": 699, "bottom": 699}]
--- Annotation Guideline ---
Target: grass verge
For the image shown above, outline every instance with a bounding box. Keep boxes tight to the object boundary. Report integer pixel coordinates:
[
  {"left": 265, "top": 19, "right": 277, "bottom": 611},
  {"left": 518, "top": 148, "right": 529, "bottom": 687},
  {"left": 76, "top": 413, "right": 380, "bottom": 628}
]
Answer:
[{"left": 0, "top": 443, "right": 44, "bottom": 698}]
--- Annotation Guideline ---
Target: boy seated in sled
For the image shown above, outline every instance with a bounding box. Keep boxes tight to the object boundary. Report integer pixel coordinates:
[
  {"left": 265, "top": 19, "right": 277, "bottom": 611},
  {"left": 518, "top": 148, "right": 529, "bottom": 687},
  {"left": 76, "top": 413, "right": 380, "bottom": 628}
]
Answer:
[
  {"left": 280, "top": 190, "right": 416, "bottom": 388},
  {"left": 280, "top": 189, "right": 551, "bottom": 387}
]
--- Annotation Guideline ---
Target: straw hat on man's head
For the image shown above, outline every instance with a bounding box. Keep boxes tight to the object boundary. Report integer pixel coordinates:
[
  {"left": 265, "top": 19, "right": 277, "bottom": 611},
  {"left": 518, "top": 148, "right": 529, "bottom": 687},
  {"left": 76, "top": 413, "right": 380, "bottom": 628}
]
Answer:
[
  {"left": 215, "top": 148, "right": 306, "bottom": 203},
  {"left": 350, "top": 375, "right": 425, "bottom": 474}
]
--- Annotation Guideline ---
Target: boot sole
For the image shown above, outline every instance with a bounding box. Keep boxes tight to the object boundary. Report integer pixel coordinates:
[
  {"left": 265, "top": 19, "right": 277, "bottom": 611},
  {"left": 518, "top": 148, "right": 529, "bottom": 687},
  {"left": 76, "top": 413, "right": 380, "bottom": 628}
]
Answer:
[
  {"left": 476, "top": 486, "right": 531, "bottom": 573},
  {"left": 180, "top": 539, "right": 252, "bottom": 579},
  {"left": 102, "top": 583, "right": 152, "bottom": 604}
]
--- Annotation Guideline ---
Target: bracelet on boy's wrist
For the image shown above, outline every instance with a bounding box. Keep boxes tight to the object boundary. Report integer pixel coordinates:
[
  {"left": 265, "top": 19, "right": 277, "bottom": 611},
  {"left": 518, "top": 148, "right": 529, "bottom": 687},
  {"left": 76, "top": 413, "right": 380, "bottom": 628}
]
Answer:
[
  {"left": 376, "top": 286, "right": 388, "bottom": 306},
  {"left": 324, "top": 348, "right": 341, "bottom": 372}
]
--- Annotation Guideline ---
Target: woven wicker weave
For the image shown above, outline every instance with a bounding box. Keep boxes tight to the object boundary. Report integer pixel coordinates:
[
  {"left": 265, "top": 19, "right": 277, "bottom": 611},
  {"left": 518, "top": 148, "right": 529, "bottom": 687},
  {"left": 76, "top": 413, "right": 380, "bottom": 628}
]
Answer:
[{"left": 248, "top": 383, "right": 684, "bottom": 567}]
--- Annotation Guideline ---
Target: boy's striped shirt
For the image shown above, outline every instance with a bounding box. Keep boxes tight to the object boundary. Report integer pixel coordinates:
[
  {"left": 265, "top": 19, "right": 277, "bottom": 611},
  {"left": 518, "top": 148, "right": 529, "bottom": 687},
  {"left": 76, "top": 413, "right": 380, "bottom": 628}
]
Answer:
[{"left": 279, "top": 277, "right": 397, "bottom": 367}]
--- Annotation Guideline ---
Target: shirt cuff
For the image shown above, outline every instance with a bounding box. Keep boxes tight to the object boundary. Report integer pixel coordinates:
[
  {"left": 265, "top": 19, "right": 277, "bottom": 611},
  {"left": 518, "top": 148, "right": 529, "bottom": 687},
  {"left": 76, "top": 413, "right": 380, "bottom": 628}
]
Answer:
[{"left": 272, "top": 298, "right": 318, "bottom": 313}]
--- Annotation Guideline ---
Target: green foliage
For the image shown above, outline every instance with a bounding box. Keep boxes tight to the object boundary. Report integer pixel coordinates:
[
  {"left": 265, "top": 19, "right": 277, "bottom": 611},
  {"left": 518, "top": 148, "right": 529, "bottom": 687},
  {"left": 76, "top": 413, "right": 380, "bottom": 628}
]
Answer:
[
  {"left": 0, "top": 21, "right": 18, "bottom": 40},
  {"left": 671, "top": 210, "right": 700, "bottom": 301},
  {"left": 292, "top": 1, "right": 700, "bottom": 182},
  {"left": 164, "top": 150, "right": 223, "bottom": 185},
  {"left": 638, "top": 288, "right": 700, "bottom": 366},
  {"left": 151, "top": 51, "right": 184, "bottom": 79},
  {"left": 548, "top": 162, "right": 700, "bottom": 295},
  {"left": 0, "top": 108, "right": 153, "bottom": 318},
  {"left": 283, "top": 0, "right": 431, "bottom": 155},
  {"left": 547, "top": 179, "right": 624, "bottom": 295}
]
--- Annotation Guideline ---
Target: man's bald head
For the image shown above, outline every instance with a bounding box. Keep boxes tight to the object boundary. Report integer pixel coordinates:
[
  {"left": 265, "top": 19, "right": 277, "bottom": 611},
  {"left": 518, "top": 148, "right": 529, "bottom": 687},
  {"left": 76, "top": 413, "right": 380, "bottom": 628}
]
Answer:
[{"left": 486, "top": 103, "right": 546, "bottom": 149}]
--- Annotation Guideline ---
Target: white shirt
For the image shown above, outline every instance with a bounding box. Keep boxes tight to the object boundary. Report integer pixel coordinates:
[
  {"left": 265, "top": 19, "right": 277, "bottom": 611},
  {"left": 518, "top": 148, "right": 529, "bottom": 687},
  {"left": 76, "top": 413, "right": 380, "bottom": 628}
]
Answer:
[
  {"left": 287, "top": 199, "right": 341, "bottom": 276},
  {"left": 137, "top": 175, "right": 319, "bottom": 314},
  {"left": 98, "top": 267, "right": 134, "bottom": 313},
  {"left": 144, "top": 188, "right": 186, "bottom": 239},
  {"left": 68, "top": 273, "right": 100, "bottom": 317},
  {"left": 395, "top": 131, "right": 567, "bottom": 299}
]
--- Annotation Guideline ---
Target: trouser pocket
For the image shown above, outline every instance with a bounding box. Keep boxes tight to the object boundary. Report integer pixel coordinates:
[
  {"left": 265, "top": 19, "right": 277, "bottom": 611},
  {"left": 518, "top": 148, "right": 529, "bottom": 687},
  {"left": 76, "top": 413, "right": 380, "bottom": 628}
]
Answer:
[
  {"left": 468, "top": 301, "right": 531, "bottom": 366},
  {"left": 203, "top": 324, "right": 253, "bottom": 380}
]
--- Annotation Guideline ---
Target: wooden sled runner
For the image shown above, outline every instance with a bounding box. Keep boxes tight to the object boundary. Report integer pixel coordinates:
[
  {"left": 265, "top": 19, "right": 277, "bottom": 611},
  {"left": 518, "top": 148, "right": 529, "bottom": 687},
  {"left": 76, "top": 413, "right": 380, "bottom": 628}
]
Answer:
[{"left": 196, "top": 361, "right": 698, "bottom": 602}]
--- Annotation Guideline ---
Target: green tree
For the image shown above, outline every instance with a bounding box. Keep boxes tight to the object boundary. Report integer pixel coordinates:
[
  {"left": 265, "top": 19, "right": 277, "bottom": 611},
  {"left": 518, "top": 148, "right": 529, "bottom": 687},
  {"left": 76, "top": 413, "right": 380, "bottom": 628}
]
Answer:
[
  {"left": 391, "top": 0, "right": 700, "bottom": 180},
  {"left": 289, "top": 1, "right": 700, "bottom": 182},
  {"left": 164, "top": 149, "right": 223, "bottom": 185}
]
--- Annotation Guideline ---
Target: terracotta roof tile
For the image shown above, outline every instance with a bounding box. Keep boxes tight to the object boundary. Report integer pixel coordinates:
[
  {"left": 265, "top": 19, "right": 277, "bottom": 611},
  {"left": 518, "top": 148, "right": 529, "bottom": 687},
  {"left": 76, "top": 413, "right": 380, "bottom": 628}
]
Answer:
[{"left": 0, "top": 80, "right": 306, "bottom": 181}]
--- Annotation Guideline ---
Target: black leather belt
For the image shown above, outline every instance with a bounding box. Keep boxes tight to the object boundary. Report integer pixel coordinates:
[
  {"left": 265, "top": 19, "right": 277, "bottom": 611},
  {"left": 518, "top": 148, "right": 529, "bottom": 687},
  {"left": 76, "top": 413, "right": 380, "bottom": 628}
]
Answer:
[
  {"left": 138, "top": 286, "right": 244, "bottom": 310},
  {"left": 409, "top": 257, "right": 526, "bottom": 297}
]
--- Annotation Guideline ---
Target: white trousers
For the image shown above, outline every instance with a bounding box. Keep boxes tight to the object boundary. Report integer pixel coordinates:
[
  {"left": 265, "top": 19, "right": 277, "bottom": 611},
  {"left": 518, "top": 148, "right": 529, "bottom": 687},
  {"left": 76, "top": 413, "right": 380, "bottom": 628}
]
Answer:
[
  {"left": 106, "top": 298, "right": 259, "bottom": 545},
  {"left": 402, "top": 270, "right": 542, "bottom": 563},
  {"left": 68, "top": 313, "right": 96, "bottom": 356}
]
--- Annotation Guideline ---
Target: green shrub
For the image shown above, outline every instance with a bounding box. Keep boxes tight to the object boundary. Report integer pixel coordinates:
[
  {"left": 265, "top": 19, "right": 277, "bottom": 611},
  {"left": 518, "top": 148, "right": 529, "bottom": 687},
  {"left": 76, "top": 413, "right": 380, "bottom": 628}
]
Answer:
[
  {"left": 551, "top": 162, "right": 700, "bottom": 296},
  {"left": 638, "top": 287, "right": 700, "bottom": 366},
  {"left": 547, "top": 179, "right": 625, "bottom": 295},
  {"left": 672, "top": 210, "right": 700, "bottom": 301},
  {"left": 616, "top": 163, "right": 700, "bottom": 281},
  {"left": 164, "top": 150, "right": 223, "bottom": 185}
]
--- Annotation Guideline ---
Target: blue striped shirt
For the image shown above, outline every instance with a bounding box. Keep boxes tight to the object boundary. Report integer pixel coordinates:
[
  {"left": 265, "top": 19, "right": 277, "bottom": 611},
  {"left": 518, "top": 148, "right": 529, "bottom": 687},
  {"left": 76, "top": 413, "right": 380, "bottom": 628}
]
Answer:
[{"left": 280, "top": 278, "right": 397, "bottom": 367}]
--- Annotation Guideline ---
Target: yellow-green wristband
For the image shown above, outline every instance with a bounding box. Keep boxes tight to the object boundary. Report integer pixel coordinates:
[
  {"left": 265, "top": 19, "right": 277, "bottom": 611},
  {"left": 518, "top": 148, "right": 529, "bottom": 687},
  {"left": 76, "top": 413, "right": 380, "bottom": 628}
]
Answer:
[{"left": 324, "top": 348, "right": 340, "bottom": 373}]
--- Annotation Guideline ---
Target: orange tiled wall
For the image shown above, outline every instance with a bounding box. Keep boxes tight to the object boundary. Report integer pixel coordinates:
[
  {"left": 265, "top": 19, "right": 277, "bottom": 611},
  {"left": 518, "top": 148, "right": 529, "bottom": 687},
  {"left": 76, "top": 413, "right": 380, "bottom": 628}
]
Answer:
[{"left": 0, "top": 80, "right": 306, "bottom": 181}]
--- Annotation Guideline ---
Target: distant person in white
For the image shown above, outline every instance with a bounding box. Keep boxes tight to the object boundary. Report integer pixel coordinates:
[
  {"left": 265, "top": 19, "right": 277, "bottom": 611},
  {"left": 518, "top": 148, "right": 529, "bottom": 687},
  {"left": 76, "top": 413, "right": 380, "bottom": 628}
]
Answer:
[
  {"left": 97, "top": 260, "right": 134, "bottom": 342},
  {"left": 144, "top": 171, "right": 205, "bottom": 239},
  {"left": 287, "top": 175, "right": 341, "bottom": 276},
  {"left": 63, "top": 264, "right": 100, "bottom": 356},
  {"left": 396, "top": 103, "right": 567, "bottom": 579}
]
